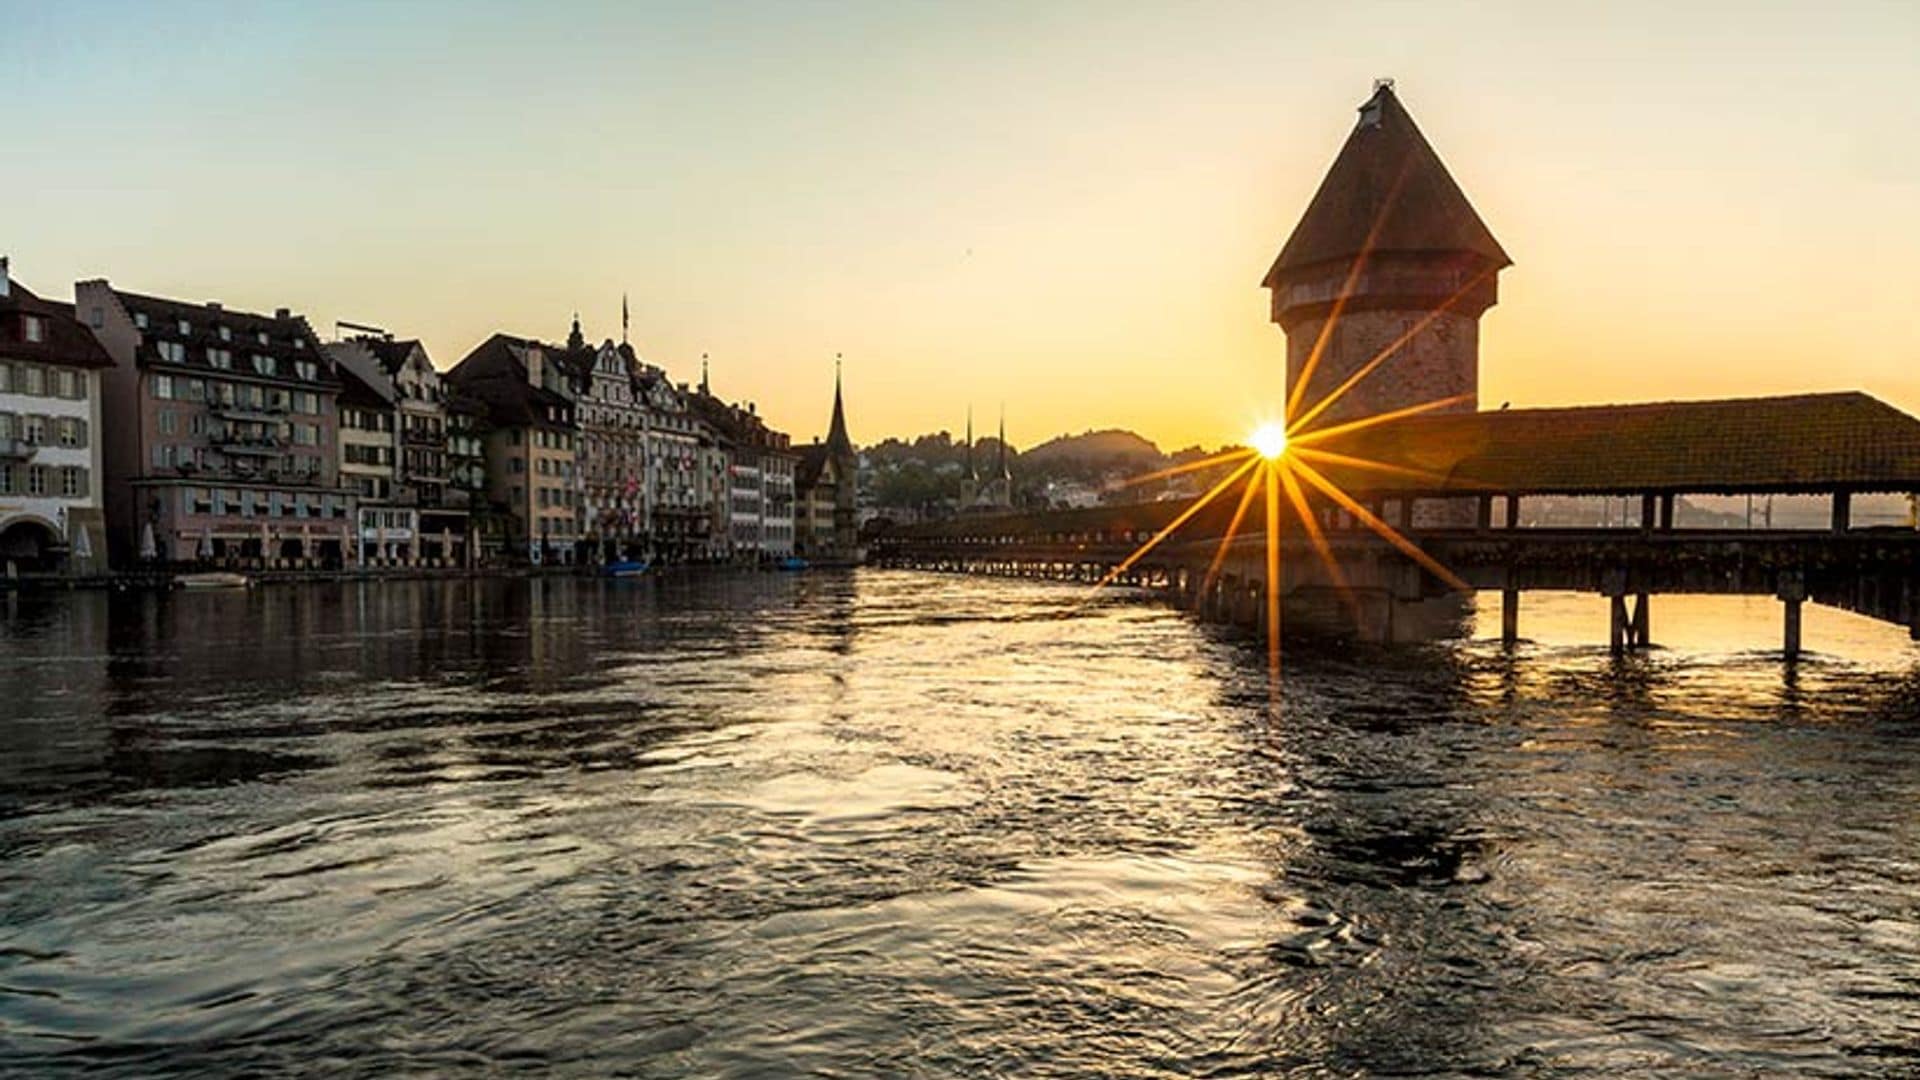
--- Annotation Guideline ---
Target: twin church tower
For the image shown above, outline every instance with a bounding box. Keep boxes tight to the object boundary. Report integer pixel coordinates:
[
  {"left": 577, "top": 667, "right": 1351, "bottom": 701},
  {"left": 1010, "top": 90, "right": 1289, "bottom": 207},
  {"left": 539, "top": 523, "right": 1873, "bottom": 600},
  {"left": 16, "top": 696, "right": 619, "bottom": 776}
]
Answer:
[{"left": 1265, "top": 81, "right": 1509, "bottom": 426}]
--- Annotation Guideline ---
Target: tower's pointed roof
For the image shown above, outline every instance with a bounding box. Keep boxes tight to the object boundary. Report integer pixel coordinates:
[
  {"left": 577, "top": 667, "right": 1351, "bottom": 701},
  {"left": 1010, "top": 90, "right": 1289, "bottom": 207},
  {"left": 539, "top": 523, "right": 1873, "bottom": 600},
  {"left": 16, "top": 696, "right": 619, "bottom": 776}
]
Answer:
[
  {"left": 1264, "top": 83, "right": 1510, "bottom": 286},
  {"left": 826, "top": 358, "right": 853, "bottom": 455},
  {"left": 996, "top": 407, "right": 1011, "bottom": 480}
]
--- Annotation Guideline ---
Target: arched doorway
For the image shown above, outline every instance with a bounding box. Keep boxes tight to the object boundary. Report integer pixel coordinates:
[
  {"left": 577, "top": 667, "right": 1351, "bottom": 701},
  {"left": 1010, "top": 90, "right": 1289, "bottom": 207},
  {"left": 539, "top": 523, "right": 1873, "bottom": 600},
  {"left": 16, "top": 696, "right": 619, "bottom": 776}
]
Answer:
[{"left": 0, "top": 518, "right": 64, "bottom": 573}]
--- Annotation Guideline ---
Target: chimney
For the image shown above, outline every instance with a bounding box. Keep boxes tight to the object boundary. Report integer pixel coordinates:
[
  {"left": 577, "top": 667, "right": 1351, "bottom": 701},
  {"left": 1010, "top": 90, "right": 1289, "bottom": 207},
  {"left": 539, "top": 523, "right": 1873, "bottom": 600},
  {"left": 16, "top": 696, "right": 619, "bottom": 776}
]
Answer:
[
  {"left": 207, "top": 301, "right": 222, "bottom": 312},
  {"left": 274, "top": 307, "right": 291, "bottom": 320},
  {"left": 0, "top": 256, "right": 9, "bottom": 299}
]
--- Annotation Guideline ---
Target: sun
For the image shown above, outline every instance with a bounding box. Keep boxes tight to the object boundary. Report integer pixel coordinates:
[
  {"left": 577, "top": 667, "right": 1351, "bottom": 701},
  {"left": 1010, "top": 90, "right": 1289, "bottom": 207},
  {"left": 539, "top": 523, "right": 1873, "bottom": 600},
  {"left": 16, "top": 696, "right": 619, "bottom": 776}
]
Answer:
[{"left": 1250, "top": 421, "right": 1289, "bottom": 460}]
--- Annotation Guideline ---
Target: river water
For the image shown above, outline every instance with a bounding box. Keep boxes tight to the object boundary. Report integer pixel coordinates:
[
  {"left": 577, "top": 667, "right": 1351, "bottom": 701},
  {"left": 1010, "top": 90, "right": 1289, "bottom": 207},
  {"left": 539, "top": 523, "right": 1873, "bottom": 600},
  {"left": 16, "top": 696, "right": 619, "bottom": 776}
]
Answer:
[{"left": 2, "top": 573, "right": 1919, "bottom": 1077}]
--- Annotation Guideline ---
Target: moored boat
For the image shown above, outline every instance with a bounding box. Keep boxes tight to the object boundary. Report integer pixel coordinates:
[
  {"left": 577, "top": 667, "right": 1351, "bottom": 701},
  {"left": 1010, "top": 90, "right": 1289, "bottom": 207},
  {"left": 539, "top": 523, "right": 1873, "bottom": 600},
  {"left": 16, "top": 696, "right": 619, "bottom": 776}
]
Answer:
[
  {"left": 175, "top": 571, "right": 252, "bottom": 589},
  {"left": 602, "top": 560, "right": 651, "bottom": 578}
]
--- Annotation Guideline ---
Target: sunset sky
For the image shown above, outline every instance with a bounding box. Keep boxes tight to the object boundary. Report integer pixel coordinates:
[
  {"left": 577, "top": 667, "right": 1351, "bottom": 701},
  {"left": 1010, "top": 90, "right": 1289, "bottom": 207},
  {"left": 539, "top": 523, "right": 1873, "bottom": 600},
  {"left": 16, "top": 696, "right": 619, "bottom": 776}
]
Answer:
[{"left": 8, "top": 1, "right": 1919, "bottom": 452}]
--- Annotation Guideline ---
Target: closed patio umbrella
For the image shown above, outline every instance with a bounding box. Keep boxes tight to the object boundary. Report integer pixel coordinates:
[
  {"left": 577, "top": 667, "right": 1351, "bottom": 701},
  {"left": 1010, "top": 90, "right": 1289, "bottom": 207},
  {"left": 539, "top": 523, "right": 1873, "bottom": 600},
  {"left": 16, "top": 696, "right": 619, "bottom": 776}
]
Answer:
[
  {"left": 139, "top": 521, "right": 157, "bottom": 561},
  {"left": 196, "top": 527, "right": 213, "bottom": 561}
]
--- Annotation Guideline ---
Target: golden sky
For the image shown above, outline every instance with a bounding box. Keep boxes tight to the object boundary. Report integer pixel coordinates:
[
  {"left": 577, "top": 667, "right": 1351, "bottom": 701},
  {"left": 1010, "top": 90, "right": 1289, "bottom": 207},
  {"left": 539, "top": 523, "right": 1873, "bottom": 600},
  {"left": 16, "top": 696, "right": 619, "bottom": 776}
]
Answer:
[{"left": 8, "top": 1, "right": 1919, "bottom": 451}]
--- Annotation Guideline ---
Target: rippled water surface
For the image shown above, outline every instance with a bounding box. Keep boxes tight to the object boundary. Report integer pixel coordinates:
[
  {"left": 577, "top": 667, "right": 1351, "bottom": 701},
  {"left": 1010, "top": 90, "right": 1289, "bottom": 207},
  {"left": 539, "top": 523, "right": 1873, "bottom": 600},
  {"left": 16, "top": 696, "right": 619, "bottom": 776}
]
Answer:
[{"left": 4, "top": 573, "right": 1920, "bottom": 1076}]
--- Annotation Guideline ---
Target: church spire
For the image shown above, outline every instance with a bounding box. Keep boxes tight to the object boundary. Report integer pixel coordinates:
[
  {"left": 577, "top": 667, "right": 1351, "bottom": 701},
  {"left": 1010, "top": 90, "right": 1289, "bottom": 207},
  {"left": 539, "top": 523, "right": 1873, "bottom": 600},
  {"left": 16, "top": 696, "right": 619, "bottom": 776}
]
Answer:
[
  {"left": 825, "top": 353, "right": 853, "bottom": 455},
  {"left": 964, "top": 405, "right": 976, "bottom": 481},
  {"left": 996, "top": 405, "right": 1010, "bottom": 481},
  {"left": 567, "top": 311, "right": 585, "bottom": 352}
]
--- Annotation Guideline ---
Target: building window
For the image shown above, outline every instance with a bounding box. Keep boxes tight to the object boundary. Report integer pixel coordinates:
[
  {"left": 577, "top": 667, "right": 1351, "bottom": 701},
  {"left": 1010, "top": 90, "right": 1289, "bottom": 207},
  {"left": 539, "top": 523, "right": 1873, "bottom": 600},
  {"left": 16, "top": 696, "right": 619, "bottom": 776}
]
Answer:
[
  {"left": 0, "top": 364, "right": 10, "bottom": 394},
  {"left": 218, "top": 325, "right": 231, "bottom": 342},
  {"left": 61, "top": 468, "right": 85, "bottom": 499},
  {"left": 26, "top": 465, "right": 48, "bottom": 496},
  {"left": 23, "top": 316, "right": 45, "bottom": 343},
  {"left": 22, "top": 366, "right": 45, "bottom": 395},
  {"left": 177, "top": 319, "right": 191, "bottom": 335},
  {"left": 209, "top": 348, "right": 232, "bottom": 370},
  {"left": 252, "top": 354, "right": 276, "bottom": 376},
  {"left": 157, "top": 341, "right": 187, "bottom": 364},
  {"left": 0, "top": 464, "right": 11, "bottom": 495},
  {"left": 134, "top": 312, "right": 149, "bottom": 330}
]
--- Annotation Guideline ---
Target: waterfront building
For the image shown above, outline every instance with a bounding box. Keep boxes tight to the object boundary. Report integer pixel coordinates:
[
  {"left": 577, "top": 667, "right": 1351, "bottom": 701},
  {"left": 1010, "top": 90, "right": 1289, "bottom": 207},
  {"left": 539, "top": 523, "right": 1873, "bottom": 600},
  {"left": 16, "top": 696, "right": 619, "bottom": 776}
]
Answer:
[
  {"left": 795, "top": 365, "right": 859, "bottom": 561},
  {"left": 577, "top": 330, "right": 651, "bottom": 562},
  {"left": 0, "top": 259, "right": 112, "bottom": 575},
  {"left": 691, "top": 381, "right": 796, "bottom": 561},
  {"left": 445, "top": 333, "right": 582, "bottom": 564},
  {"left": 635, "top": 365, "right": 717, "bottom": 562},
  {"left": 445, "top": 390, "right": 500, "bottom": 563},
  {"left": 76, "top": 280, "right": 351, "bottom": 567},
  {"left": 327, "top": 334, "right": 469, "bottom": 566},
  {"left": 331, "top": 359, "right": 402, "bottom": 563}
]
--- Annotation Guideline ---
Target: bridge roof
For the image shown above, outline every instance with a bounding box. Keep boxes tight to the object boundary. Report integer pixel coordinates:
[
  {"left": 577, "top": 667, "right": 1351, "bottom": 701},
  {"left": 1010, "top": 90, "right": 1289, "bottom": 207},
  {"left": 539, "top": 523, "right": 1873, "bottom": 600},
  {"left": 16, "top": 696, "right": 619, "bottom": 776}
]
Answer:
[{"left": 1312, "top": 391, "right": 1920, "bottom": 496}]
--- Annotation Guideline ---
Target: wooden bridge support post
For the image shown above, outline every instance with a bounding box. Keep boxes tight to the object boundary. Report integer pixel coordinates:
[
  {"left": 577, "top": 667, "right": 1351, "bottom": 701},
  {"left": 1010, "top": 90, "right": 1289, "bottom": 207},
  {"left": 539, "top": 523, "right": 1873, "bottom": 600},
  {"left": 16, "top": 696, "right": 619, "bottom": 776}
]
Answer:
[
  {"left": 1632, "top": 593, "right": 1650, "bottom": 648},
  {"left": 1601, "top": 567, "right": 1630, "bottom": 656},
  {"left": 1501, "top": 587, "right": 1520, "bottom": 647},
  {"left": 1778, "top": 570, "right": 1807, "bottom": 661}
]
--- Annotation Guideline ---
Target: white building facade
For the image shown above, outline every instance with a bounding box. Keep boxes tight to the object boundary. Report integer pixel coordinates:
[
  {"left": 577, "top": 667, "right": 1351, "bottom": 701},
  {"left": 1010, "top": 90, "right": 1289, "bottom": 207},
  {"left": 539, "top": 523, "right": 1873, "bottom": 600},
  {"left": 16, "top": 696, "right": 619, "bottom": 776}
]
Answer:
[{"left": 0, "top": 259, "right": 110, "bottom": 575}]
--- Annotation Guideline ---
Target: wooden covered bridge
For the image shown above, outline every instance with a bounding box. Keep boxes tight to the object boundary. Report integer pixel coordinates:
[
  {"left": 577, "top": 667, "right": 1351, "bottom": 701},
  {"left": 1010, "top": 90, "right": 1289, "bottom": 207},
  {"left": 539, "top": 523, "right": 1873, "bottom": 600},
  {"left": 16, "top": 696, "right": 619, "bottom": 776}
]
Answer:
[{"left": 871, "top": 392, "right": 1920, "bottom": 659}]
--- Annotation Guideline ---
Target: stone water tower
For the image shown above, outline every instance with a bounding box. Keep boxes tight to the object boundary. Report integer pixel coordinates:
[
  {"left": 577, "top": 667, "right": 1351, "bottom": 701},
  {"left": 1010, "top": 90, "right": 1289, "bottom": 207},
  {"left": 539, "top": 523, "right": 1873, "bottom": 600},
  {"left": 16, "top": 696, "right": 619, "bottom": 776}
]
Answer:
[{"left": 1265, "top": 81, "right": 1510, "bottom": 428}]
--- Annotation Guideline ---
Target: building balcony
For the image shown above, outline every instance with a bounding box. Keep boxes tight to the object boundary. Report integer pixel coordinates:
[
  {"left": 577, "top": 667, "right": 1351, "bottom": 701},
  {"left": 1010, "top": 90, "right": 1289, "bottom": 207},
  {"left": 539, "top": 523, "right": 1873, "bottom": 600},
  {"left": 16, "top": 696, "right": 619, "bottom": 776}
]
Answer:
[
  {"left": 0, "top": 437, "right": 39, "bottom": 461},
  {"left": 213, "top": 429, "right": 287, "bottom": 454},
  {"left": 216, "top": 404, "right": 289, "bottom": 423}
]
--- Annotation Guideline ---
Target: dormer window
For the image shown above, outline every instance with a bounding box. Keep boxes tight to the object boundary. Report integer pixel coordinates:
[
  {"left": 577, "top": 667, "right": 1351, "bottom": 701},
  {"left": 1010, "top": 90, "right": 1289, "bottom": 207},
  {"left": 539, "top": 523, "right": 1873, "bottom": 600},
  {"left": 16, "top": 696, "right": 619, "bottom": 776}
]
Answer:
[
  {"left": 177, "top": 319, "right": 191, "bottom": 335},
  {"left": 134, "top": 312, "right": 149, "bottom": 330},
  {"left": 22, "top": 316, "right": 45, "bottom": 344},
  {"left": 257, "top": 331, "right": 269, "bottom": 345},
  {"left": 218, "top": 325, "right": 231, "bottom": 342}
]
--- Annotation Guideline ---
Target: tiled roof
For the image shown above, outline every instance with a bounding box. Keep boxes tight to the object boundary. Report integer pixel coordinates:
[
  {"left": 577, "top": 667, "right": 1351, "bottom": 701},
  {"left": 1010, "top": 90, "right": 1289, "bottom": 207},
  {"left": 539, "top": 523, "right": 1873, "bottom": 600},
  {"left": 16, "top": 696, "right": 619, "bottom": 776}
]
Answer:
[
  {"left": 796, "top": 443, "right": 831, "bottom": 489},
  {"left": 1311, "top": 392, "right": 1920, "bottom": 495},
  {"left": 333, "top": 358, "right": 391, "bottom": 410},
  {"left": 0, "top": 280, "right": 114, "bottom": 369},
  {"left": 444, "top": 333, "right": 576, "bottom": 430},
  {"left": 1264, "top": 84, "right": 1509, "bottom": 285},
  {"left": 360, "top": 337, "right": 425, "bottom": 376},
  {"left": 106, "top": 286, "right": 337, "bottom": 387}
]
